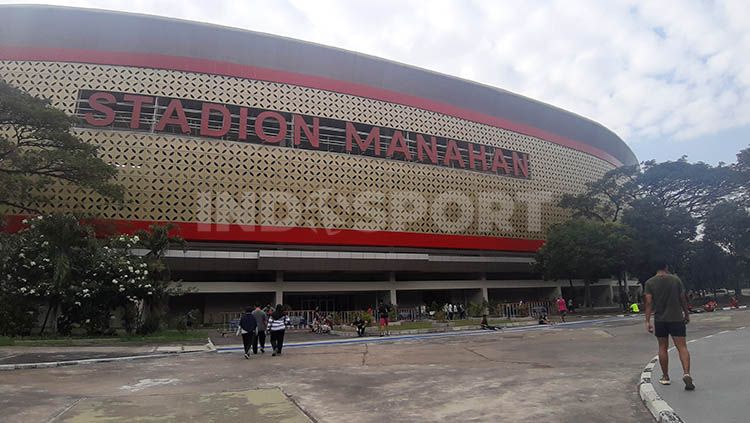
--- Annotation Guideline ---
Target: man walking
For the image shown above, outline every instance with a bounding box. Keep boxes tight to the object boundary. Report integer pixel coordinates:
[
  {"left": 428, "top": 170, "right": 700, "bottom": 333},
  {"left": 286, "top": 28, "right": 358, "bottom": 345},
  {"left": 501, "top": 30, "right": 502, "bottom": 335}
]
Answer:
[
  {"left": 252, "top": 304, "right": 268, "bottom": 354},
  {"left": 644, "top": 264, "right": 695, "bottom": 390},
  {"left": 238, "top": 307, "right": 258, "bottom": 360}
]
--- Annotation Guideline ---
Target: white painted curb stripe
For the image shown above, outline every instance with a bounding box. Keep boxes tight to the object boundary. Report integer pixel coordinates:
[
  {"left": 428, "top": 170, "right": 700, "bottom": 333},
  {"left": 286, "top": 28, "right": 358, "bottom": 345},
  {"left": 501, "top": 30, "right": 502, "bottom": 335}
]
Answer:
[
  {"left": 638, "top": 355, "right": 685, "bottom": 423},
  {"left": 0, "top": 347, "right": 210, "bottom": 371}
]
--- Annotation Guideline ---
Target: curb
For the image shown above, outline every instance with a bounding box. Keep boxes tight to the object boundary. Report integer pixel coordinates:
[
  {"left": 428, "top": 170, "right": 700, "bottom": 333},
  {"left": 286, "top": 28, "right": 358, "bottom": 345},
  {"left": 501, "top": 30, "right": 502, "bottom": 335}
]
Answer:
[
  {"left": 638, "top": 356, "right": 685, "bottom": 423},
  {"left": 638, "top": 317, "right": 750, "bottom": 422},
  {"left": 0, "top": 342, "right": 213, "bottom": 371},
  {"left": 330, "top": 321, "right": 538, "bottom": 336}
]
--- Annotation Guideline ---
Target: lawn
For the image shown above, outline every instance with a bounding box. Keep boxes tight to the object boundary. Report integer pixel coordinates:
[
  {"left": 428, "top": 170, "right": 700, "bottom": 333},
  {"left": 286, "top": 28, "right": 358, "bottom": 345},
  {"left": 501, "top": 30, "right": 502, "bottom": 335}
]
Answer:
[{"left": 5, "top": 329, "right": 212, "bottom": 347}]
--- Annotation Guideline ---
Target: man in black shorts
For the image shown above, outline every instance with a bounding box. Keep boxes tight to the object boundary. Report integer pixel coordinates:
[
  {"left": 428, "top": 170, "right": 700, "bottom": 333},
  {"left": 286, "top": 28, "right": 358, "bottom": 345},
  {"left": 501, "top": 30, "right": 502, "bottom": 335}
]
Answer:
[{"left": 644, "top": 264, "right": 695, "bottom": 390}]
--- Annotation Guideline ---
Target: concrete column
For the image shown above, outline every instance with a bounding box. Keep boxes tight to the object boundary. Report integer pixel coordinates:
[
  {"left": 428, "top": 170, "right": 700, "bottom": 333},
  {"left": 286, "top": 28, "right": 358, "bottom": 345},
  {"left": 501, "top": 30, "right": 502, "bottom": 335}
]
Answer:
[
  {"left": 388, "top": 272, "right": 397, "bottom": 305},
  {"left": 275, "top": 271, "right": 284, "bottom": 306},
  {"left": 480, "top": 287, "right": 489, "bottom": 302},
  {"left": 552, "top": 285, "right": 562, "bottom": 298}
]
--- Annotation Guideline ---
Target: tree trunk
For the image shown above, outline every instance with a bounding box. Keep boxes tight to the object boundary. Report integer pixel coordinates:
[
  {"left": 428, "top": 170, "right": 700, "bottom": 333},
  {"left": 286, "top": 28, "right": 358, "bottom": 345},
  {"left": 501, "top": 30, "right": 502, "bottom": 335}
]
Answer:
[
  {"left": 617, "top": 273, "right": 626, "bottom": 312},
  {"left": 39, "top": 299, "right": 57, "bottom": 336},
  {"left": 584, "top": 280, "right": 592, "bottom": 310}
]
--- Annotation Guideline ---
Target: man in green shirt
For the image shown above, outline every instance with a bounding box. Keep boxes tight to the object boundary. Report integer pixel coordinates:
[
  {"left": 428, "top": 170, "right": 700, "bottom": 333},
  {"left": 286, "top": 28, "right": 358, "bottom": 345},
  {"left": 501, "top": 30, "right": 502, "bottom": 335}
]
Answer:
[{"left": 644, "top": 264, "right": 695, "bottom": 390}]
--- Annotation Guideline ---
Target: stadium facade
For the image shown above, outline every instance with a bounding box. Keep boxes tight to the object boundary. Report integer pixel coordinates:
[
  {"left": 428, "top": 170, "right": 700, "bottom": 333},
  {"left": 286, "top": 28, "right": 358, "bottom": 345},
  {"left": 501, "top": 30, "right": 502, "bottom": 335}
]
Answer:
[{"left": 0, "top": 5, "right": 639, "bottom": 321}]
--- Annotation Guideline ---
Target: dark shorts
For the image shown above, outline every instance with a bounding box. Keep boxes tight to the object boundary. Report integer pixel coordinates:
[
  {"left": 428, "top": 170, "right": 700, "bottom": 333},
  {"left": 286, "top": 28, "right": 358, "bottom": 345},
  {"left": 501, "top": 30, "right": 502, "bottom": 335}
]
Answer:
[
  {"left": 559, "top": 310, "right": 567, "bottom": 316},
  {"left": 654, "top": 321, "right": 686, "bottom": 338}
]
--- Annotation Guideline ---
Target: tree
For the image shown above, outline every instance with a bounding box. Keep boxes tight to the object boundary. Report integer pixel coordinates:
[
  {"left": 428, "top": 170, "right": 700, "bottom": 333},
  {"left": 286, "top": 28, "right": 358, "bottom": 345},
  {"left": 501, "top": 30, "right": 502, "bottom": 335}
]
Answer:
[
  {"left": 536, "top": 219, "right": 632, "bottom": 309},
  {"left": 683, "top": 240, "right": 738, "bottom": 294},
  {"left": 703, "top": 201, "right": 750, "bottom": 295},
  {"left": 133, "top": 224, "right": 187, "bottom": 333},
  {"left": 637, "top": 158, "right": 739, "bottom": 220},
  {"left": 0, "top": 214, "right": 178, "bottom": 337},
  {"left": 0, "top": 80, "right": 123, "bottom": 212},
  {"left": 560, "top": 157, "right": 741, "bottom": 223},
  {"left": 621, "top": 198, "right": 696, "bottom": 285},
  {"left": 559, "top": 165, "right": 640, "bottom": 222},
  {"left": 734, "top": 147, "right": 750, "bottom": 207}
]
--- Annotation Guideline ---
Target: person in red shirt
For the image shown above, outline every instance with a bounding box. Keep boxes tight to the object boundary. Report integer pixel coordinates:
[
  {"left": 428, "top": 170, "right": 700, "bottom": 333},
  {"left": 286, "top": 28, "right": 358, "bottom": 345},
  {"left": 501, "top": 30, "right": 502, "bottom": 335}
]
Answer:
[
  {"left": 556, "top": 297, "right": 568, "bottom": 323},
  {"left": 729, "top": 296, "right": 739, "bottom": 308}
]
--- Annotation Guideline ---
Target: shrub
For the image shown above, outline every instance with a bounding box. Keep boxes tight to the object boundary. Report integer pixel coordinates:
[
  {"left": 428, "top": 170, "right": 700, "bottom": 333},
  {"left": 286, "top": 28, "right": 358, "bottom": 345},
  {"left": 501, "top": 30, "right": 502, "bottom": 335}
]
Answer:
[{"left": 467, "top": 301, "right": 489, "bottom": 318}]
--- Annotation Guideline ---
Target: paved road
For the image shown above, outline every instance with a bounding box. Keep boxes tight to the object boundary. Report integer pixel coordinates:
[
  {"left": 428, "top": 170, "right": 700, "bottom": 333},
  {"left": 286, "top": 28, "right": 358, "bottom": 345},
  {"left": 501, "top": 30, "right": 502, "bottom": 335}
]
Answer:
[
  {"left": 2, "top": 311, "right": 748, "bottom": 423},
  {"left": 653, "top": 322, "right": 750, "bottom": 423}
]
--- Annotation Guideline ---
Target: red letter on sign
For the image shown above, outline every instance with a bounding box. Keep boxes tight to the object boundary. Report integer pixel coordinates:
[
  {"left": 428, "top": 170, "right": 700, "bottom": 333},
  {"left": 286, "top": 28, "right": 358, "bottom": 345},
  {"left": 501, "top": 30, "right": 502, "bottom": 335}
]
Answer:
[
  {"left": 491, "top": 149, "right": 511, "bottom": 174},
  {"left": 255, "top": 111, "right": 287, "bottom": 144},
  {"left": 345, "top": 122, "right": 380, "bottom": 156},
  {"left": 156, "top": 99, "right": 191, "bottom": 134},
  {"left": 84, "top": 92, "right": 116, "bottom": 126},
  {"left": 293, "top": 114, "right": 319, "bottom": 148},
  {"left": 468, "top": 144, "right": 487, "bottom": 171},
  {"left": 386, "top": 130, "right": 412, "bottom": 161},
  {"left": 238, "top": 107, "right": 249, "bottom": 141},
  {"left": 443, "top": 139, "right": 465, "bottom": 168},
  {"left": 512, "top": 152, "right": 530, "bottom": 178},
  {"left": 200, "top": 103, "right": 231, "bottom": 138},
  {"left": 123, "top": 94, "right": 153, "bottom": 129},
  {"left": 416, "top": 134, "right": 438, "bottom": 164}
]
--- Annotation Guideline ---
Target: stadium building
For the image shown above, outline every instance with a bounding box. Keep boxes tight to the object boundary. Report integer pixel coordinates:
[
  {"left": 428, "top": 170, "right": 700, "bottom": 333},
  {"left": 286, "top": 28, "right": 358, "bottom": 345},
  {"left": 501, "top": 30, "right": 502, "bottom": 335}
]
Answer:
[{"left": 0, "top": 5, "right": 639, "bottom": 322}]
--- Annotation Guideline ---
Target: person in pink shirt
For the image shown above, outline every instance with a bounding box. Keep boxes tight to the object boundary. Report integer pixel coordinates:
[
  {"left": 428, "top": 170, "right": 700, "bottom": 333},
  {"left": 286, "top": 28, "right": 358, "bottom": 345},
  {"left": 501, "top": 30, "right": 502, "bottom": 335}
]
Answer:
[{"left": 556, "top": 296, "right": 568, "bottom": 323}]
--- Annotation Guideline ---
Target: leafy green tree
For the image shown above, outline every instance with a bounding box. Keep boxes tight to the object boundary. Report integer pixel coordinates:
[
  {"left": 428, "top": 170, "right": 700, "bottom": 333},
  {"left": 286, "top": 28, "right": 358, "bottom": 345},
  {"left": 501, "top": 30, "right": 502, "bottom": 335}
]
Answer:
[
  {"left": 683, "top": 240, "right": 738, "bottom": 294},
  {"left": 134, "top": 224, "right": 187, "bottom": 333},
  {"left": 703, "top": 201, "right": 750, "bottom": 295},
  {"left": 637, "top": 158, "right": 739, "bottom": 220},
  {"left": 536, "top": 219, "right": 632, "bottom": 309},
  {"left": 621, "top": 198, "right": 696, "bottom": 284},
  {"left": 560, "top": 157, "right": 741, "bottom": 223},
  {"left": 559, "top": 165, "right": 640, "bottom": 222},
  {"left": 0, "top": 80, "right": 123, "bottom": 212}
]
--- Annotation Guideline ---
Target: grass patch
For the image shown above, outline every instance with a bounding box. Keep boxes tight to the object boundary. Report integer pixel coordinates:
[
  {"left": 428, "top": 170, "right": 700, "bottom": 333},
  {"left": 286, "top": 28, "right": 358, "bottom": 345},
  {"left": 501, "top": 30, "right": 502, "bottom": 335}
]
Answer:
[
  {"left": 9, "top": 329, "right": 211, "bottom": 347},
  {"left": 0, "top": 336, "right": 14, "bottom": 346}
]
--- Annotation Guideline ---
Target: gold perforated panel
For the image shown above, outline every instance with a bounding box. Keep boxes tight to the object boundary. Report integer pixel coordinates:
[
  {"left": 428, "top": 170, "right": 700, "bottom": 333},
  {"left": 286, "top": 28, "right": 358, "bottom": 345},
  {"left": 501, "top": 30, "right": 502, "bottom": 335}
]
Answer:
[{"left": 0, "top": 60, "right": 614, "bottom": 239}]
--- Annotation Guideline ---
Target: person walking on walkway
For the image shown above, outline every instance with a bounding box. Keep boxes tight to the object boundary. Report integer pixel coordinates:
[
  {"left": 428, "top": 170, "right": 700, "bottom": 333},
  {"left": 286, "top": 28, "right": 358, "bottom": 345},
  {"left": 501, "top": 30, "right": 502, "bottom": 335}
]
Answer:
[
  {"left": 268, "top": 304, "right": 291, "bottom": 356},
  {"left": 644, "top": 264, "right": 695, "bottom": 390},
  {"left": 252, "top": 304, "right": 268, "bottom": 354},
  {"left": 237, "top": 307, "right": 258, "bottom": 360},
  {"left": 556, "top": 296, "right": 568, "bottom": 323},
  {"left": 378, "top": 301, "right": 390, "bottom": 336}
]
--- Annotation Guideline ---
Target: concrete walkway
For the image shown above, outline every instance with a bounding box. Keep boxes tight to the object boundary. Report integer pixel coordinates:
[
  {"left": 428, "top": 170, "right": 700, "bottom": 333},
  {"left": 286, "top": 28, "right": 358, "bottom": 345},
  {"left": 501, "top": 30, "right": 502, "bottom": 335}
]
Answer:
[
  {"left": 55, "top": 387, "right": 311, "bottom": 422},
  {"left": 653, "top": 324, "right": 750, "bottom": 423}
]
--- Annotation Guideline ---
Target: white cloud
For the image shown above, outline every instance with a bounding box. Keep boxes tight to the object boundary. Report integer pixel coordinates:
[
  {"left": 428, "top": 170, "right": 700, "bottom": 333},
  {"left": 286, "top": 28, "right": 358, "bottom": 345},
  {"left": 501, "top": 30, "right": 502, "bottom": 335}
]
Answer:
[{"left": 2, "top": 0, "right": 748, "bottom": 153}]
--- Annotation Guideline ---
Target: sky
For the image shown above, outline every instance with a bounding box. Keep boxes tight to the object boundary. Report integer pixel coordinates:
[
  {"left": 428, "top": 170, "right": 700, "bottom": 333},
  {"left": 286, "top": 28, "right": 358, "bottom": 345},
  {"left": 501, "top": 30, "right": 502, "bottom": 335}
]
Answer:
[{"left": 3, "top": 0, "right": 749, "bottom": 165}]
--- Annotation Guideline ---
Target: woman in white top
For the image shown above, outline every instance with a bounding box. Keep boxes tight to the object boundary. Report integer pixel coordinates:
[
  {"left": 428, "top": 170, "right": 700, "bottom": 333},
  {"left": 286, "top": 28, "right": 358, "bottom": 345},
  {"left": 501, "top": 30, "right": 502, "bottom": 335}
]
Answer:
[{"left": 268, "top": 304, "right": 291, "bottom": 356}]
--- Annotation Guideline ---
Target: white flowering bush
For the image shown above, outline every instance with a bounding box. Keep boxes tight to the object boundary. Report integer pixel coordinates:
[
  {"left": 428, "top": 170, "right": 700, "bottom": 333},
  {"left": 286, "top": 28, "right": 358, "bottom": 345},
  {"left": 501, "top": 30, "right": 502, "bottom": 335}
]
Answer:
[{"left": 0, "top": 215, "right": 178, "bottom": 336}]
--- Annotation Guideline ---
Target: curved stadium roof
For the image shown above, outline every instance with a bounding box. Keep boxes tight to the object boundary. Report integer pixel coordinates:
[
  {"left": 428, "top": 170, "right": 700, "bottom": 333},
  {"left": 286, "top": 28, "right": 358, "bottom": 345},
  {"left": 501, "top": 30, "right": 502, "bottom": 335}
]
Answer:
[{"left": 0, "top": 4, "right": 637, "bottom": 167}]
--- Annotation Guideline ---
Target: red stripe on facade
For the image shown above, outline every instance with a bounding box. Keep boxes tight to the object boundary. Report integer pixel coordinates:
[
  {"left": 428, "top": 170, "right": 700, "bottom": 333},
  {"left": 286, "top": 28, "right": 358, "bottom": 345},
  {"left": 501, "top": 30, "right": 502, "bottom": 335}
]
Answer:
[
  {"left": 0, "top": 45, "right": 623, "bottom": 167},
  {"left": 2, "top": 215, "right": 544, "bottom": 253}
]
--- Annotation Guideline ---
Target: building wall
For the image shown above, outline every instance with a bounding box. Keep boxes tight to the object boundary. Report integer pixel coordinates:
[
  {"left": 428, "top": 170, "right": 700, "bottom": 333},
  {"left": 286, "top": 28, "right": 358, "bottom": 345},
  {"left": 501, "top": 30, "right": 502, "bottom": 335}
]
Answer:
[{"left": 0, "top": 60, "right": 615, "bottom": 248}]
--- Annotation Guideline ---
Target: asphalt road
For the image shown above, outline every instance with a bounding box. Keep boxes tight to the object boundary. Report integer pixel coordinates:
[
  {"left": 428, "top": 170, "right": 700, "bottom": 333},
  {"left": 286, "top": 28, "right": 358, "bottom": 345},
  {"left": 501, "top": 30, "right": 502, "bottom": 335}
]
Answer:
[
  {"left": 1, "top": 311, "right": 749, "bottom": 423},
  {"left": 653, "top": 322, "right": 750, "bottom": 423}
]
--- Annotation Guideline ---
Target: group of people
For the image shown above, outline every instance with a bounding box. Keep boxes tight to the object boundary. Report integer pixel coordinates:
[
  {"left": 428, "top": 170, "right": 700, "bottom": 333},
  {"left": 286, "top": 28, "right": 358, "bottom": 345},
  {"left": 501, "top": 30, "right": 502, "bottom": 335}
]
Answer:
[
  {"left": 442, "top": 302, "right": 466, "bottom": 320},
  {"left": 237, "top": 304, "right": 291, "bottom": 358}
]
